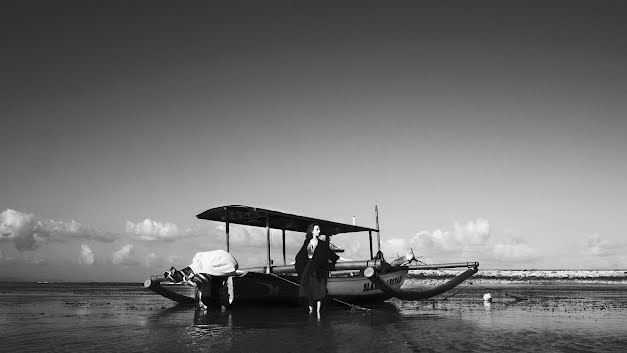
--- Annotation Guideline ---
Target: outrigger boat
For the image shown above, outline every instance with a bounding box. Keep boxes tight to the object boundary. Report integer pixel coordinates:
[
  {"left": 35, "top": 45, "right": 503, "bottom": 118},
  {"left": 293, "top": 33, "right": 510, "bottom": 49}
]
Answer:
[{"left": 144, "top": 205, "right": 479, "bottom": 307}]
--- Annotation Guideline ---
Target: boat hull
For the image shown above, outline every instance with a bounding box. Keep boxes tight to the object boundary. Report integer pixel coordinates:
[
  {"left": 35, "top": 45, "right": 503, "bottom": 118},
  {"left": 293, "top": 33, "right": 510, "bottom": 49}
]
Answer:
[
  {"left": 146, "top": 268, "right": 409, "bottom": 306},
  {"left": 232, "top": 268, "right": 409, "bottom": 304},
  {"left": 328, "top": 269, "right": 409, "bottom": 302}
]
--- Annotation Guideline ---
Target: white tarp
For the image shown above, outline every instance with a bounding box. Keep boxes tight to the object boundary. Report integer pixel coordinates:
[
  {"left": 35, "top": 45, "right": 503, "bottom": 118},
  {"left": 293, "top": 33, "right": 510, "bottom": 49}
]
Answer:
[{"left": 188, "top": 250, "right": 243, "bottom": 276}]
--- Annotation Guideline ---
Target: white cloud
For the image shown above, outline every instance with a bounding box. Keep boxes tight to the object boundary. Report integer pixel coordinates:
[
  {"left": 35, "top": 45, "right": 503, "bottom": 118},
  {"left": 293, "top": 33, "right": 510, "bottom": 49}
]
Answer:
[
  {"left": 454, "top": 218, "right": 491, "bottom": 245},
  {"left": 167, "top": 255, "right": 183, "bottom": 266},
  {"left": 112, "top": 244, "right": 139, "bottom": 266},
  {"left": 144, "top": 253, "right": 174, "bottom": 268},
  {"left": 411, "top": 218, "right": 491, "bottom": 253},
  {"left": 0, "top": 209, "right": 115, "bottom": 251},
  {"left": 23, "top": 254, "right": 47, "bottom": 265},
  {"left": 144, "top": 253, "right": 160, "bottom": 267},
  {"left": 79, "top": 244, "right": 95, "bottom": 265},
  {"left": 0, "top": 248, "right": 14, "bottom": 263},
  {"left": 492, "top": 240, "right": 538, "bottom": 261},
  {"left": 216, "top": 225, "right": 269, "bottom": 247},
  {"left": 1, "top": 209, "right": 45, "bottom": 250},
  {"left": 582, "top": 234, "right": 622, "bottom": 256},
  {"left": 374, "top": 218, "right": 539, "bottom": 266},
  {"left": 381, "top": 238, "right": 408, "bottom": 258},
  {"left": 126, "top": 219, "right": 201, "bottom": 241},
  {"left": 329, "top": 237, "right": 361, "bottom": 259}
]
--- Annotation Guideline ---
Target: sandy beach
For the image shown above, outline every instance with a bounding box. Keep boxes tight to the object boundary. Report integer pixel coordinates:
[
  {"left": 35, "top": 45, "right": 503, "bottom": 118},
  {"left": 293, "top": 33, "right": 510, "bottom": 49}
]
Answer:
[{"left": 2, "top": 280, "right": 626, "bottom": 352}]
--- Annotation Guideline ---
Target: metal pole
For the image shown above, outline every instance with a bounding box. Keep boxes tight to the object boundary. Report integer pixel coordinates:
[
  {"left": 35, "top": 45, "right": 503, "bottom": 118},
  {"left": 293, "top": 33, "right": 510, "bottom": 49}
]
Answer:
[
  {"left": 226, "top": 221, "right": 230, "bottom": 252},
  {"left": 282, "top": 229, "right": 286, "bottom": 265},
  {"left": 266, "top": 214, "right": 271, "bottom": 273},
  {"left": 375, "top": 205, "right": 381, "bottom": 254},
  {"left": 368, "top": 231, "right": 373, "bottom": 259}
]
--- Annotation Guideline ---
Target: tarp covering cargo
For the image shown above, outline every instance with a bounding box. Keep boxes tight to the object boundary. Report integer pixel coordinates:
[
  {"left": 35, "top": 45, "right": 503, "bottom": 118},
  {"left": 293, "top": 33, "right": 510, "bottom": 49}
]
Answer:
[{"left": 189, "top": 250, "right": 242, "bottom": 276}]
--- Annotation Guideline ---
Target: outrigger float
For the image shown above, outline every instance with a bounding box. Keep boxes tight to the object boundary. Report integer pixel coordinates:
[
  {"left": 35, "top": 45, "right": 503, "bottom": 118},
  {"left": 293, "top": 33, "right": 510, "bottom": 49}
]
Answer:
[{"left": 144, "top": 205, "right": 479, "bottom": 307}]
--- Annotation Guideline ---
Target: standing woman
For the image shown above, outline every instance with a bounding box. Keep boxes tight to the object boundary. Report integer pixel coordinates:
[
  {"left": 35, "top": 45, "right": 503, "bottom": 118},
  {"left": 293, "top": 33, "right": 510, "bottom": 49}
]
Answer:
[{"left": 295, "top": 223, "right": 339, "bottom": 314}]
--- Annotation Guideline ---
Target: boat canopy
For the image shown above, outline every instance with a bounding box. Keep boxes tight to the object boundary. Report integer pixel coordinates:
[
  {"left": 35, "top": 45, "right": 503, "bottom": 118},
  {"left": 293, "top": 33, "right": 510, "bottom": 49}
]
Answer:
[{"left": 196, "top": 205, "right": 378, "bottom": 235}]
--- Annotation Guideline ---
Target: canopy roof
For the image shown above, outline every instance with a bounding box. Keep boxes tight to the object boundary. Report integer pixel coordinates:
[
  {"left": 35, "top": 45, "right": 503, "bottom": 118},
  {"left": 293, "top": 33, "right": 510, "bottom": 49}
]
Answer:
[{"left": 196, "top": 205, "right": 378, "bottom": 235}]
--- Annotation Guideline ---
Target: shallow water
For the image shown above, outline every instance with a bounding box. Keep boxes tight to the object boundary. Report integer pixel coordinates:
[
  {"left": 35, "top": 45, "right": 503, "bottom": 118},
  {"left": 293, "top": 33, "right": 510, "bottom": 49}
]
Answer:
[{"left": 1, "top": 282, "right": 626, "bottom": 352}]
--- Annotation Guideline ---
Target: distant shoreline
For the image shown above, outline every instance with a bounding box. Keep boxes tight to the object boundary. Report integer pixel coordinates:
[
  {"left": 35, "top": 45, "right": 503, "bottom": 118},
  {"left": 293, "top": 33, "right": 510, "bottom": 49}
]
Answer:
[{"left": 2, "top": 269, "right": 626, "bottom": 284}]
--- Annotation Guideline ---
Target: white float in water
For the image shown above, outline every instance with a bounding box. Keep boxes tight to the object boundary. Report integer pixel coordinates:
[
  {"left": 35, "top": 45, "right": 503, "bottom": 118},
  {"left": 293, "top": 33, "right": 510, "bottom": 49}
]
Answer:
[{"left": 483, "top": 292, "right": 492, "bottom": 302}]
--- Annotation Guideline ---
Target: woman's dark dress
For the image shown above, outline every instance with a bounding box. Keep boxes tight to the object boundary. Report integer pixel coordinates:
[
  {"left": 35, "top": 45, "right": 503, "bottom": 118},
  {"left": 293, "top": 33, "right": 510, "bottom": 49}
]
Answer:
[{"left": 295, "top": 236, "right": 339, "bottom": 303}]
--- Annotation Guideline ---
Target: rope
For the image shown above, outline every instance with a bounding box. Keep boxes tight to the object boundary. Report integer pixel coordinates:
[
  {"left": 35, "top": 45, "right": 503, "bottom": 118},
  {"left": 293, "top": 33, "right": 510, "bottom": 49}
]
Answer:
[{"left": 270, "top": 273, "right": 371, "bottom": 312}]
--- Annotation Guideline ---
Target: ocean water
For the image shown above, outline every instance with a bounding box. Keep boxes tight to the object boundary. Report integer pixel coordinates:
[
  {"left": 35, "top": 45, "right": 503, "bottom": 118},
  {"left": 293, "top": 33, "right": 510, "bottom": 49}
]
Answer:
[{"left": 1, "top": 276, "right": 626, "bottom": 352}]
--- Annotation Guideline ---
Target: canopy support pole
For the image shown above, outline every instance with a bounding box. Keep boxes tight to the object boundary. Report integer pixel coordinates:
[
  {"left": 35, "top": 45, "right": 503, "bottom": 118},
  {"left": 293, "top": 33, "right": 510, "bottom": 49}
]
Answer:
[
  {"left": 266, "top": 214, "right": 271, "bottom": 273},
  {"left": 282, "top": 229, "right": 286, "bottom": 265},
  {"left": 226, "top": 221, "right": 230, "bottom": 252}
]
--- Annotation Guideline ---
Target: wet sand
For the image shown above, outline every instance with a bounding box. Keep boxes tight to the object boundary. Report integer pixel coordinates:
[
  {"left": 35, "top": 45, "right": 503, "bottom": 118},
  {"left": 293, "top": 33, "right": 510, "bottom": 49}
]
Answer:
[{"left": 1, "top": 282, "right": 626, "bottom": 352}]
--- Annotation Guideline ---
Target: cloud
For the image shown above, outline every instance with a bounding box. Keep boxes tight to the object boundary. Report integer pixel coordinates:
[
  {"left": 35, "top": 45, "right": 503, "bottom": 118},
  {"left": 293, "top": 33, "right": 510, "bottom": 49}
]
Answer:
[
  {"left": 0, "top": 248, "right": 13, "bottom": 262},
  {"left": 112, "top": 244, "right": 139, "bottom": 266},
  {"left": 144, "top": 253, "right": 173, "bottom": 268},
  {"left": 492, "top": 239, "right": 538, "bottom": 261},
  {"left": 381, "top": 238, "right": 408, "bottom": 258},
  {"left": 23, "top": 254, "right": 47, "bottom": 265},
  {"left": 126, "top": 219, "right": 201, "bottom": 241},
  {"left": 0, "top": 209, "right": 115, "bottom": 251},
  {"left": 582, "top": 234, "right": 622, "bottom": 256},
  {"left": 412, "top": 218, "right": 491, "bottom": 253},
  {"left": 329, "top": 237, "right": 362, "bottom": 260},
  {"left": 144, "top": 253, "right": 160, "bottom": 267},
  {"left": 454, "top": 218, "right": 491, "bottom": 245},
  {"left": 215, "top": 224, "right": 270, "bottom": 247},
  {"left": 167, "top": 255, "right": 183, "bottom": 266},
  {"left": 376, "top": 218, "right": 539, "bottom": 265},
  {"left": 79, "top": 244, "right": 95, "bottom": 265},
  {"left": 1, "top": 209, "right": 45, "bottom": 250}
]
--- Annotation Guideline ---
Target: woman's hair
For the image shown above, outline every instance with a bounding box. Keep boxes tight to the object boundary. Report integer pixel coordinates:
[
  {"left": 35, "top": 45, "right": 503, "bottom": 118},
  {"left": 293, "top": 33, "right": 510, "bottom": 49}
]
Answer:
[{"left": 305, "top": 223, "right": 319, "bottom": 239}]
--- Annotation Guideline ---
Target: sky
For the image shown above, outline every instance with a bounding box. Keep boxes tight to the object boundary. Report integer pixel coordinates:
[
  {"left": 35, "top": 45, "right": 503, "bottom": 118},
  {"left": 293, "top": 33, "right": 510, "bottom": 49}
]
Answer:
[{"left": 1, "top": 0, "right": 626, "bottom": 281}]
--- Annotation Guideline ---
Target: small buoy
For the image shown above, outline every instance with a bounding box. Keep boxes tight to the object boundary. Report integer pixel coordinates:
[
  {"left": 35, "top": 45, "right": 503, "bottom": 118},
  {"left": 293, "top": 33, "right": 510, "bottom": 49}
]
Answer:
[{"left": 483, "top": 293, "right": 492, "bottom": 302}]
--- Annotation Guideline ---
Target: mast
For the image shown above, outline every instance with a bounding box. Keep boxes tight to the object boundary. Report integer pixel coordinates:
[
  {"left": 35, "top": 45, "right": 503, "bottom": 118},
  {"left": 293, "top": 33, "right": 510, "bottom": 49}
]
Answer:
[
  {"left": 266, "top": 213, "right": 271, "bottom": 273},
  {"left": 375, "top": 205, "right": 381, "bottom": 254}
]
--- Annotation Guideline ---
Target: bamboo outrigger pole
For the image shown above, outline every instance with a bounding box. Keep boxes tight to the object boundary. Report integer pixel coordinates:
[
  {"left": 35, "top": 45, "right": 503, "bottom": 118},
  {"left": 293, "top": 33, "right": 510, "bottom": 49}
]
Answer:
[{"left": 364, "top": 265, "right": 478, "bottom": 300}]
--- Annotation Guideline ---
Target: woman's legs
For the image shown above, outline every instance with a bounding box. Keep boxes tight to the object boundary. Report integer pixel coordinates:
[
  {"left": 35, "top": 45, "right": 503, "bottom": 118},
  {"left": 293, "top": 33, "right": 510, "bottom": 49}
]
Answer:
[{"left": 316, "top": 300, "right": 322, "bottom": 314}]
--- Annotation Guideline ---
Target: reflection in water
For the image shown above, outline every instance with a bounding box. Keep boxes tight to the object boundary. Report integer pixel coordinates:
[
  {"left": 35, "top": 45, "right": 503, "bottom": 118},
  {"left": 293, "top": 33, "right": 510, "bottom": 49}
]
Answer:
[
  {"left": 189, "top": 308, "right": 234, "bottom": 349},
  {"left": 185, "top": 304, "right": 397, "bottom": 353},
  {"left": 193, "top": 307, "right": 233, "bottom": 333}
]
